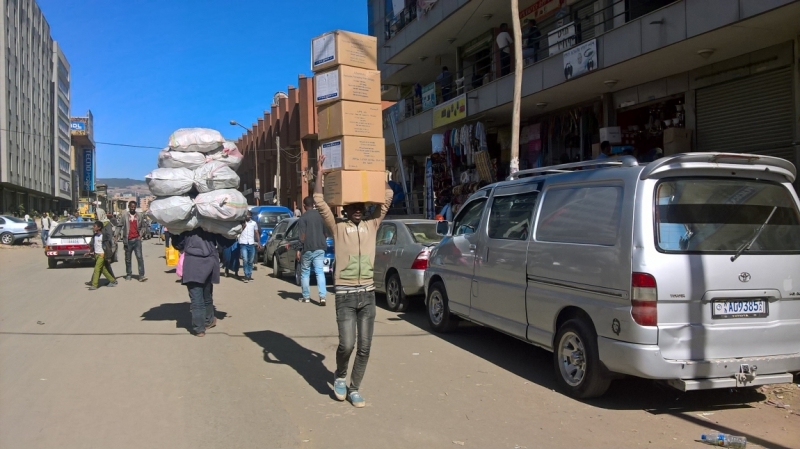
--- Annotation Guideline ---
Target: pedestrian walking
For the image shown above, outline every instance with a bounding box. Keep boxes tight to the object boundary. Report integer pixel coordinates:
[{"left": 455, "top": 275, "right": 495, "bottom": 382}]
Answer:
[
  {"left": 119, "top": 200, "right": 148, "bottom": 282},
  {"left": 297, "top": 196, "right": 328, "bottom": 305},
  {"left": 171, "top": 228, "right": 233, "bottom": 336},
  {"left": 222, "top": 240, "right": 241, "bottom": 278},
  {"left": 293, "top": 200, "right": 302, "bottom": 217},
  {"left": 313, "top": 155, "right": 393, "bottom": 408},
  {"left": 39, "top": 212, "right": 54, "bottom": 245},
  {"left": 163, "top": 225, "right": 171, "bottom": 248},
  {"left": 95, "top": 208, "right": 118, "bottom": 279},
  {"left": 87, "top": 220, "right": 118, "bottom": 290},
  {"left": 238, "top": 211, "right": 260, "bottom": 283}
]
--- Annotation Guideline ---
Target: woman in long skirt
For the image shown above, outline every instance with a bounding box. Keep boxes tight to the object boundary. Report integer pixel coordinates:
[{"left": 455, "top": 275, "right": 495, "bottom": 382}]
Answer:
[{"left": 222, "top": 240, "right": 240, "bottom": 278}]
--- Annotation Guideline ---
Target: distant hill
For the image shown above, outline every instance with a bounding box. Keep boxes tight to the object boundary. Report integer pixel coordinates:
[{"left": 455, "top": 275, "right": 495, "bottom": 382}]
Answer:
[{"left": 97, "top": 178, "right": 146, "bottom": 189}]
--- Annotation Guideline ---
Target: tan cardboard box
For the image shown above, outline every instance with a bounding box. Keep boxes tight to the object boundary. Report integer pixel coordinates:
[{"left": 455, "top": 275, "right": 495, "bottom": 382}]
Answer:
[
  {"left": 315, "top": 65, "right": 381, "bottom": 106},
  {"left": 321, "top": 136, "right": 385, "bottom": 172},
  {"left": 311, "top": 30, "right": 377, "bottom": 72},
  {"left": 317, "top": 101, "right": 383, "bottom": 140},
  {"left": 323, "top": 170, "right": 386, "bottom": 206},
  {"left": 663, "top": 128, "right": 692, "bottom": 156}
]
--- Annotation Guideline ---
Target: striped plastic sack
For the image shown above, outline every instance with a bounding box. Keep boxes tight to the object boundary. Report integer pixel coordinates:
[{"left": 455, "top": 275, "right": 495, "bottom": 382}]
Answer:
[{"left": 194, "top": 189, "right": 248, "bottom": 221}]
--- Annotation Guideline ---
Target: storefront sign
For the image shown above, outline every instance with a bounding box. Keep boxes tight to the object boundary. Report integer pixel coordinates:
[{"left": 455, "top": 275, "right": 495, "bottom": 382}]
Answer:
[
  {"left": 519, "top": 0, "right": 565, "bottom": 22},
  {"left": 563, "top": 39, "right": 597, "bottom": 80},
  {"left": 432, "top": 93, "right": 467, "bottom": 129},
  {"left": 548, "top": 22, "right": 576, "bottom": 56},
  {"left": 421, "top": 82, "right": 436, "bottom": 111},
  {"left": 82, "top": 148, "right": 95, "bottom": 192},
  {"left": 70, "top": 121, "right": 86, "bottom": 136}
]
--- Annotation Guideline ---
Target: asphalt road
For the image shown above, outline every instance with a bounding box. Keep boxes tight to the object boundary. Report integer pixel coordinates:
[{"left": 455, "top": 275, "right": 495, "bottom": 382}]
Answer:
[{"left": 1, "top": 240, "right": 797, "bottom": 449}]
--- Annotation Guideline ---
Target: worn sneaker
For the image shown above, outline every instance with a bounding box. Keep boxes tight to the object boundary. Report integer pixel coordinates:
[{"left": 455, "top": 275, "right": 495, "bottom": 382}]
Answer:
[
  {"left": 139, "top": 277, "right": 148, "bottom": 282},
  {"left": 88, "top": 286, "right": 98, "bottom": 291},
  {"left": 243, "top": 278, "right": 249, "bottom": 284},
  {"left": 84, "top": 281, "right": 92, "bottom": 286},
  {"left": 302, "top": 298, "right": 311, "bottom": 303},
  {"left": 108, "top": 282, "right": 118, "bottom": 287},
  {"left": 124, "top": 275, "right": 132, "bottom": 281},
  {"left": 348, "top": 391, "right": 365, "bottom": 408},
  {"left": 333, "top": 378, "right": 347, "bottom": 401},
  {"left": 319, "top": 298, "right": 327, "bottom": 306}
]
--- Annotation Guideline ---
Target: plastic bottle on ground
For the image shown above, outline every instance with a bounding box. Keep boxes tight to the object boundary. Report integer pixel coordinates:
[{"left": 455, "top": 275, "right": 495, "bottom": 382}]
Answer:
[{"left": 700, "top": 431, "right": 746, "bottom": 448}]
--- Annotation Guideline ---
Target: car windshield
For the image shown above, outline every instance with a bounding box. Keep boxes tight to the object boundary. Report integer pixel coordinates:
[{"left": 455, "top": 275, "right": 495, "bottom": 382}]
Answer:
[
  {"left": 257, "top": 212, "right": 290, "bottom": 227},
  {"left": 3, "top": 216, "right": 25, "bottom": 223},
  {"left": 405, "top": 223, "right": 443, "bottom": 244},
  {"left": 51, "top": 223, "right": 95, "bottom": 238},
  {"left": 655, "top": 178, "right": 800, "bottom": 253}
]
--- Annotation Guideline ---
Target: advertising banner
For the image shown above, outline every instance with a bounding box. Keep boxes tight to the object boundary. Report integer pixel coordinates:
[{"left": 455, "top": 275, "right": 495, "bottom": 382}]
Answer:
[
  {"left": 548, "top": 22, "right": 576, "bottom": 57},
  {"left": 71, "top": 121, "right": 86, "bottom": 136},
  {"left": 563, "top": 39, "right": 597, "bottom": 80},
  {"left": 519, "top": 0, "right": 565, "bottom": 22},
  {"left": 421, "top": 82, "right": 437, "bottom": 111},
  {"left": 83, "top": 148, "right": 95, "bottom": 192},
  {"left": 432, "top": 93, "right": 467, "bottom": 129}
]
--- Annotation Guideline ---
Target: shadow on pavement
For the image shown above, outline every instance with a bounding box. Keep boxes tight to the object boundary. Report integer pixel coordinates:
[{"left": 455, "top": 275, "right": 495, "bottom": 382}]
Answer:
[
  {"left": 276, "top": 290, "right": 303, "bottom": 301},
  {"left": 140, "top": 302, "right": 228, "bottom": 332},
  {"left": 244, "top": 330, "right": 334, "bottom": 397}
]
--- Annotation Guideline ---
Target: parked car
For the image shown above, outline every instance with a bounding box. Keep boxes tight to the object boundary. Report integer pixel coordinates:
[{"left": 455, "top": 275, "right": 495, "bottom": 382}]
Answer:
[
  {"left": 425, "top": 153, "right": 800, "bottom": 399},
  {"left": 250, "top": 206, "right": 293, "bottom": 261},
  {"left": 374, "top": 219, "right": 443, "bottom": 312},
  {"left": 44, "top": 221, "right": 94, "bottom": 268},
  {"left": 267, "top": 217, "right": 335, "bottom": 285},
  {"left": 0, "top": 215, "right": 38, "bottom": 245}
]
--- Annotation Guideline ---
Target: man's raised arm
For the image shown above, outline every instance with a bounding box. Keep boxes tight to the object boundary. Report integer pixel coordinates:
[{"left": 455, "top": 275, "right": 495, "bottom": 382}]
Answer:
[{"left": 313, "top": 155, "right": 336, "bottom": 233}]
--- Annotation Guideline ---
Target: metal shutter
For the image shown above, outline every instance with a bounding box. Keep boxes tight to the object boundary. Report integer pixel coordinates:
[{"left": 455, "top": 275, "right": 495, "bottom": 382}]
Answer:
[{"left": 696, "top": 67, "right": 794, "bottom": 160}]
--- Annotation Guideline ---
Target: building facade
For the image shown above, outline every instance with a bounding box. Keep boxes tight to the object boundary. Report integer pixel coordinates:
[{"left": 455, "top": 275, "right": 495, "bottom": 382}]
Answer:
[
  {"left": 373, "top": 0, "right": 800, "bottom": 218},
  {"left": 139, "top": 195, "right": 155, "bottom": 212},
  {"left": 0, "top": 0, "right": 59, "bottom": 215},
  {"left": 70, "top": 111, "right": 95, "bottom": 212},
  {"left": 51, "top": 41, "right": 71, "bottom": 211}
]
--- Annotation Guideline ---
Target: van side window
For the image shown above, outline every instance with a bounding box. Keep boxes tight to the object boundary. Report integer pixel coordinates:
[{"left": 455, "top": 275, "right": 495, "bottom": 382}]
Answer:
[
  {"left": 453, "top": 199, "right": 487, "bottom": 236},
  {"left": 536, "top": 186, "right": 623, "bottom": 246},
  {"left": 488, "top": 192, "right": 539, "bottom": 240}
]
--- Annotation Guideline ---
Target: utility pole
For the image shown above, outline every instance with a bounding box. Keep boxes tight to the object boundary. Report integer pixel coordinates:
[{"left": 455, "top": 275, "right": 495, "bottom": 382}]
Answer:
[
  {"left": 276, "top": 136, "right": 281, "bottom": 205},
  {"left": 510, "top": 0, "right": 523, "bottom": 175},
  {"left": 254, "top": 141, "right": 260, "bottom": 205}
]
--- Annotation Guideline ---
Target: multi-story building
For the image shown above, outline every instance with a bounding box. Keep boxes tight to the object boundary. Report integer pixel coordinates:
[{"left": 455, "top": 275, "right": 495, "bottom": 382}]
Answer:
[
  {"left": 139, "top": 195, "right": 155, "bottom": 212},
  {"left": 70, "top": 111, "right": 95, "bottom": 209},
  {"left": 372, "top": 0, "right": 800, "bottom": 217},
  {"left": 51, "top": 42, "right": 71, "bottom": 212},
  {"left": 0, "top": 0, "right": 58, "bottom": 215}
]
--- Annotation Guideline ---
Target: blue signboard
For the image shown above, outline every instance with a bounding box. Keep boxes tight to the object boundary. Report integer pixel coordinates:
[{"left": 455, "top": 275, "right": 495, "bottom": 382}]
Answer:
[
  {"left": 71, "top": 121, "right": 85, "bottom": 131},
  {"left": 83, "top": 148, "right": 95, "bottom": 192}
]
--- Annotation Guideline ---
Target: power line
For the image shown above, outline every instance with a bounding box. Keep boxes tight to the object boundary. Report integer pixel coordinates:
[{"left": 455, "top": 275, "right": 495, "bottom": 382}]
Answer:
[{"left": 1, "top": 128, "right": 162, "bottom": 149}]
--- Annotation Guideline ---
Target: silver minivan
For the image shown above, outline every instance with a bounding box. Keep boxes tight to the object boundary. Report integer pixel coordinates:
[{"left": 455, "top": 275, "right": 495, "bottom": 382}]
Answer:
[{"left": 425, "top": 153, "right": 800, "bottom": 398}]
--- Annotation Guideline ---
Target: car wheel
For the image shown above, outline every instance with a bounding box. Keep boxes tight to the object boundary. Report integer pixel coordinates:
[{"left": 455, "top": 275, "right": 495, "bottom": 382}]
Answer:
[
  {"left": 48, "top": 258, "right": 57, "bottom": 269},
  {"left": 295, "top": 262, "right": 301, "bottom": 286},
  {"left": 385, "top": 272, "right": 409, "bottom": 312},
  {"left": 426, "top": 281, "right": 458, "bottom": 332},
  {"left": 272, "top": 254, "right": 281, "bottom": 278},
  {"left": 553, "top": 319, "right": 611, "bottom": 399},
  {"left": 0, "top": 232, "right": 13, "bottom": 245}
]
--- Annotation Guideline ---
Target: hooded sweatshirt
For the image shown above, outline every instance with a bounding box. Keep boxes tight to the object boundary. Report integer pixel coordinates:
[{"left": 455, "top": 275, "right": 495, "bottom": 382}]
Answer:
[{"left": 315, "top": 189, "right": 393, "bottom": 287}]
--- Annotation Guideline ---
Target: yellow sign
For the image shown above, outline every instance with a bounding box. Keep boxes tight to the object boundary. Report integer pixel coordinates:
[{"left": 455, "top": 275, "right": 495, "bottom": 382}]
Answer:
[{"left": 432, "top": 94, "right": 467, "bottom": 129}]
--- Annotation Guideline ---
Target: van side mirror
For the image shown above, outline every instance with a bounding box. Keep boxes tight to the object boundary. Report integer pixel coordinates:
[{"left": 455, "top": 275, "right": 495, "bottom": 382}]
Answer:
[
  {"left": 436, "top": 220, "right": 450, "bottom": 236},
  {"left": 268, "top": 231, "right": 273, "bottom": 236}
]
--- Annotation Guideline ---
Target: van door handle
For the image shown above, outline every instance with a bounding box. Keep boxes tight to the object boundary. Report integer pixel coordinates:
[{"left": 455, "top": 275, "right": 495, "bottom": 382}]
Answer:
[{"left": 469, "top": 244, "right": 476, "bottom": 251}]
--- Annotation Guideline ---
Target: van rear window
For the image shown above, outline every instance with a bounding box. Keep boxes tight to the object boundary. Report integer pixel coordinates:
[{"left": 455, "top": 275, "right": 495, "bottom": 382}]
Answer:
[{"left": 655, "top": 179, "right": 800, "bottom": 252}]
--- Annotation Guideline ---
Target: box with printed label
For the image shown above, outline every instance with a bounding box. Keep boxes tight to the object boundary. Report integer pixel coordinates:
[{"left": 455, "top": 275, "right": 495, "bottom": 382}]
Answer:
[
  {"left": 317, "top": 101, "right": 383, "bottom": 140},
  {"left": 323, "top": 170, "right": 386, "bottom": 206},
  {"left": 321, "top": 137, "right": 385, "bottom": 172},
  {"left": 314, "top": 65, "right": 381, "bottom": 106},
  {"left": 311, "top": 30, "right": 377, "bottom": 72},
  {"left": 599, "top": 127, "right": 621, "bottom": 144},
  {"left": 663, "top": 128, "right": 692, "bottom": 156}
]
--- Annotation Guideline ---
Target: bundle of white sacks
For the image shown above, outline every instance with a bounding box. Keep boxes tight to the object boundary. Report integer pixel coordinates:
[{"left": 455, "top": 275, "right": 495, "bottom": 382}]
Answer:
[{"left": 146, "top": 128, "right": 246, "bottom": 238}]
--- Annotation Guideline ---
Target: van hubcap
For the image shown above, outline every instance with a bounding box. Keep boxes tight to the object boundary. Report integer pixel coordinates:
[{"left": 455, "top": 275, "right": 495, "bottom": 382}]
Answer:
[
  {"left": 558, "top": 332, "right": 586, "bottom": 387},
  {"left": 429, "top": 291, "right": 444, "bottom": 325},
  {"left": 387, "top": 278, "right": 400, "bottom": 307}
]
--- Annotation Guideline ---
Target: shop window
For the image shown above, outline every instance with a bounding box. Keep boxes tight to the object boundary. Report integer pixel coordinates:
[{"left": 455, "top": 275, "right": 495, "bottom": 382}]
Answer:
[{"left": 536, "top": 186, "right": 622, "bottom": 246}]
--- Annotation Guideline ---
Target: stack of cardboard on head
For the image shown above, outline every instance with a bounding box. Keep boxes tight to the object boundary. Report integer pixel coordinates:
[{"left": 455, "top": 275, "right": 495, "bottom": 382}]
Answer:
[{"left": 312, "top": 30, "right": 385, "bottom": 206}]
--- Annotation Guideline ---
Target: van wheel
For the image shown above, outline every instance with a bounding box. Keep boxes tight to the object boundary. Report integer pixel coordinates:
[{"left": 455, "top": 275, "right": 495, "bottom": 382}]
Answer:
[
  {"left": 48, "top": 258, "right": 57, "bottom": 269},
  {"left": 553, "top": 319, "right": 611, "bottom": 399},
  {"left": 385, "top": 272, "right": 409, "bottom": 312},
  {"left": 427, "top": 282, "right": 458, "bottom": 332}
]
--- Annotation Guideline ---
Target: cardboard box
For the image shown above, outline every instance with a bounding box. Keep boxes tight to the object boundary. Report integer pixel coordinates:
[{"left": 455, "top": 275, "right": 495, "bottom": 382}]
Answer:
[
  {"left": 599, "top": 127, "right": 621, "bottom": 144},
  {"left": 315, "top": 65, "right": 381, "bottom": 106},
  {"left": 323, "top": 170, "right": 386, "bottom": 206},
  {"left": 663, "top": 128, "right": 692, "bottom": 156},
  {"left": 321, "top": 136, "right": 385, "bottom": 172},
  {"left": 311, "top": 30, "right": 377, "bottom": 72},
  {"left": 317, "top": 101, "right": 383, "bottom": 140}
]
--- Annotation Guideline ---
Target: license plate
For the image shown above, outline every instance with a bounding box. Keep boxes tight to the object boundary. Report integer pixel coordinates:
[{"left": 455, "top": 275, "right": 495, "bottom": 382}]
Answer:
[
  {"left": 712, "top": 299, "right": 768, "bottom": 319},
  {"left": 66, "top": 239, "right": 82, "bottom": 244}
]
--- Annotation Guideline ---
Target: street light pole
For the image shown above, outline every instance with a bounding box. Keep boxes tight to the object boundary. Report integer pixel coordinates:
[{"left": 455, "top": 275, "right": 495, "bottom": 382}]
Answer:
[{"left": 230, "top": 120, "right": 259, "bottom": 205}]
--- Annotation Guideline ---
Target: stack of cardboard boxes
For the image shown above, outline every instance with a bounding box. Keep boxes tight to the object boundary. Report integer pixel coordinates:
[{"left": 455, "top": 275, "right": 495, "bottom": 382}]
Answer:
[{"left": 311, "top": 30, "right": 386, "bottom": 205}]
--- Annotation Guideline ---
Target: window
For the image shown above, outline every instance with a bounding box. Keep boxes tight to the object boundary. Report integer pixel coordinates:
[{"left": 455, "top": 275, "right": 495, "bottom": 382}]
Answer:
[
  {"left": 405, "top": 223, "right": 442, "bottom": 244},
  {"left": 536, "top": 186, "right": 623, "bottom": 246},
  {"left": 453, "top": 199, "right": 487, "bottom": 236},
  {"left": 273, "top": 221, "right": 288, "bottom": 237},
  {"left": 376, "top": 224, "right": 397, "bottom": 245},
  {"left": 257, "top": 211, "right": 290, "bottom": 226},
  {"left": 286, "top": 222, "right": 300, "bottom": 239},
  {"left": 488, "top": 191, "right": 539, "bottom": 240},
  {"left": 655, "top": 179, "right": 800, "bottom": 253}
]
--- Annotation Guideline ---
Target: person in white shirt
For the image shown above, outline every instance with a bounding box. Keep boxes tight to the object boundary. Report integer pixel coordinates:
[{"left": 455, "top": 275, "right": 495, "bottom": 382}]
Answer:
[
  {"left": 39, "top": 212, "right": 54, "bottom": 245},
  {"left": 496, "top": 23, "right": 514, "bottom": 77},
  {"left": 238, "top": 211, "right": 261, "bottom": 283}
]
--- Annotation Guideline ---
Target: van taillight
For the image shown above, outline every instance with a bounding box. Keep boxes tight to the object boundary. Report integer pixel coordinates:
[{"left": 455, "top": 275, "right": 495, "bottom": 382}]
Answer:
[
  {"left": 410, "top": 250, "right": 430, "bottom": 270},
  {"left": 631, "top": 272, "right": 657, "bottom": 326}
]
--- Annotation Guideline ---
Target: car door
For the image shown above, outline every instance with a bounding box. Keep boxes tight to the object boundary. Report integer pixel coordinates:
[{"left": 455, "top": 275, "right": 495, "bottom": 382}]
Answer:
[
  {"left": 374, "top": 223, "right": 398, "bottom": 291},
  {"left": 266, "top": 221, "right": 289, "bottom": 259},
  {"left": 280, "top": 222, "right": 300, "bottom": 269},
  {"left": 471, "top": 183, "right": 540, "bottom": 339}
]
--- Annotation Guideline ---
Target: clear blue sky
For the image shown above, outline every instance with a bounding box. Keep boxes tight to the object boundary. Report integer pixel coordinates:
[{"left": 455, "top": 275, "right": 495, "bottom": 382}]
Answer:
[{"left": 39, "top": 0, "right": 369, "bottom": 180}]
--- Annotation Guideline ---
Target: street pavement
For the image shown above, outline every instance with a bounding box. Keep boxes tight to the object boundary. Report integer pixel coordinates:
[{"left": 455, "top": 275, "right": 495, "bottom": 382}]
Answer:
[{"left": 1, "top": 239, "right": 798, "bottom": 449}]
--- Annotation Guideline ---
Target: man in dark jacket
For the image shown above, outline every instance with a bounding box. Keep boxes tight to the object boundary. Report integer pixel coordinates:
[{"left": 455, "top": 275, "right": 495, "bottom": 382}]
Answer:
[
  {"left": 297, "top": 195, "right": 328, "bottom": 305},
  {"left": 88, "top": 221, "right": 117, "bottom": 290},
  {"left": 119, "top": 200, "right": 148, "bottom": 282},
  {"left": 172, "top": 228, "right": 234, "bottom": 337}
]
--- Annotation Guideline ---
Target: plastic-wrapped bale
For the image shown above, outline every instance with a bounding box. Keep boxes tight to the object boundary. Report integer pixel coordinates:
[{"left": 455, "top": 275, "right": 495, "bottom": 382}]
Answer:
[
  {"left": 157, "top": 147, "right": 206, "bottom": 170},
  {"left": 206, "top": 141, "right": 244, "bottom": 171},
  {"left": 145, "top": 167, "right": 194, "bottom": 196},
  {"left": 193, "top": 161, "right": 240, "bottom": 193},
  {"left": 164, "top": 215, "right": 199, "bottom": 234},
  {"left": 194, "top": 188, "right": 248, "bottom": 221},
  {"left": 168, "top": 128, "right": 224, "bottom": 153},
  {"left": 146, "top": 196, "right": 195, "bottom": 224},
  {"left": 198, "top": 217, "right": 243, "bottom": 239}
]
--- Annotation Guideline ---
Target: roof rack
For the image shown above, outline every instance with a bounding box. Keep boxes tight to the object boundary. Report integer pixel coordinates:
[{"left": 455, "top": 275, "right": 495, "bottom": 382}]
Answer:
[
  {"left": 639, "top": 152, "right": 796, "bottom": 182},
  {"left": 506, "top": 156, "right": 639, "bottom": 180}
]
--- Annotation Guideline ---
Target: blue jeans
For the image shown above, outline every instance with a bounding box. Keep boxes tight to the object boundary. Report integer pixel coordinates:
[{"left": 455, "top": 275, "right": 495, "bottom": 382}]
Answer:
[
  {"left": 124, "top": 238, "right": 144, "bottom": 277},
  {"left": 301, "top": 250, "right": 327, "bottom": 300},
  {"left": 240, "top": 244, "right": 255, "bottom": 278},
  {"left": 40, "top": 229, "right": 49, "bottom": 245}
]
